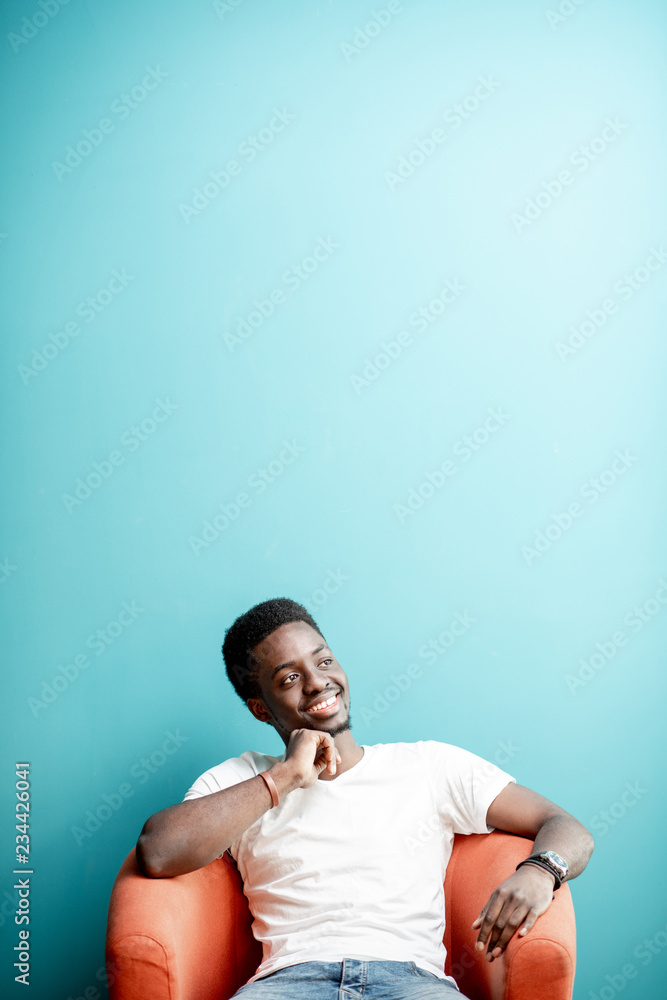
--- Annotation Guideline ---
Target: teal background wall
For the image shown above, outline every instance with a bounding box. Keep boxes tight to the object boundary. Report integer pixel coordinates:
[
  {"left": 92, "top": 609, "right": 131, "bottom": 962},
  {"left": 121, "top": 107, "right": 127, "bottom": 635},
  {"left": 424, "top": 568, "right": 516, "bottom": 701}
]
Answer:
[{"left": 2, "top": 1, "right": 666, "bottom": 998}]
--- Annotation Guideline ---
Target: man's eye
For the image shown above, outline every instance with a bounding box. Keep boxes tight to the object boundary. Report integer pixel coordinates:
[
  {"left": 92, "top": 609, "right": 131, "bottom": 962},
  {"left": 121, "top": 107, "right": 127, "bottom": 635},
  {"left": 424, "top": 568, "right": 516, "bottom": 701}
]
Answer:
[
  {"left": 281, "top": 673, "right": 298, "bottom": 685},
  {"left": 321, "top": 658, "right": 333, "bottom": 667}
]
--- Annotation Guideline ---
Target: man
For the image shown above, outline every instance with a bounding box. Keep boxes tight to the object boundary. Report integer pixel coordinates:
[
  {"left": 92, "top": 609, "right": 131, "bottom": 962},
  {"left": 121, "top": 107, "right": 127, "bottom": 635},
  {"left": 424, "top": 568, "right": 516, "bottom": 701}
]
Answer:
[{"left": 136, "top": 598, "right": 594, "bottom": 999}]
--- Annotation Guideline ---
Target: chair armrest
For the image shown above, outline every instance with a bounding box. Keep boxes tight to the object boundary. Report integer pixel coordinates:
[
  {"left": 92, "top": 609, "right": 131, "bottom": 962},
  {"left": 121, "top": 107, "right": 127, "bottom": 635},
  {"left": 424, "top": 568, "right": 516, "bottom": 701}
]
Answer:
[
  {"left": 444, "top": 832, "right": 576, "bottom": 1000},
  {"left": 105, "top": 849, "right": 261, "bottom": 1000}
]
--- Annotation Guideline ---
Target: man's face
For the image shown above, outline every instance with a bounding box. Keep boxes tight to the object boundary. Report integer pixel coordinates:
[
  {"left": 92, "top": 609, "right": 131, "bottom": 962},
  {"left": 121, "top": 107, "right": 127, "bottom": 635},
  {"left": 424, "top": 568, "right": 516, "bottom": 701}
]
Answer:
[{"left": 246, "top": 620, "right": 352, "bottom": 741}]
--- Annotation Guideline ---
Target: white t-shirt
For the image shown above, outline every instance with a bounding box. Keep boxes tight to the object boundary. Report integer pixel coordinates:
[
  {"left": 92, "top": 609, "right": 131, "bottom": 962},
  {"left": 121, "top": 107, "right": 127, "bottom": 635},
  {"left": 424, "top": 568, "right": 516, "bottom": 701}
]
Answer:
[{"left": 183, "top": 740, "right": 514, "bottom": 984}]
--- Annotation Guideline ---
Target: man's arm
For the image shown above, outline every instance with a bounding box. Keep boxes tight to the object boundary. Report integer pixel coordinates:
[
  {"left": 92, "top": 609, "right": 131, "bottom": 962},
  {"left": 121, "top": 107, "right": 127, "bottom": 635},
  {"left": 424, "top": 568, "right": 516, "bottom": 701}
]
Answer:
[
  {"left": 135, "top": 730, "right": 339, "bottom": 878},
  {"left": 471, "top": 783, "right": 594, "bottom": 961}
]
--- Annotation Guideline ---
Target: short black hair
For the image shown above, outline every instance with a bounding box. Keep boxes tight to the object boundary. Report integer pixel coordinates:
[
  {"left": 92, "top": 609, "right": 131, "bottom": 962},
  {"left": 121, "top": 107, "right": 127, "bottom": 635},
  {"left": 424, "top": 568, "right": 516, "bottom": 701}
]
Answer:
[{"left": 222, "top": 597, "right": 325, "bottom": 704}]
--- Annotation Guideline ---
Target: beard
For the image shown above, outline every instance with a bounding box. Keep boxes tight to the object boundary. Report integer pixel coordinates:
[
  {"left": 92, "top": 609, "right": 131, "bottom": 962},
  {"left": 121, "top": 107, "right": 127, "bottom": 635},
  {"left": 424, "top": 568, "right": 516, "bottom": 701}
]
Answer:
[{"left": 325, "top": 712, "right": 352, "bottom": 738}]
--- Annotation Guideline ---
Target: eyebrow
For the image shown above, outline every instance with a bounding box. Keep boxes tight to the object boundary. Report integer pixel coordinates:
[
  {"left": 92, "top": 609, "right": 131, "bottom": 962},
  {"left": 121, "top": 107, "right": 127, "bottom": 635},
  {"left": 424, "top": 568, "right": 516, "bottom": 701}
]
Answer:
[{"left": 270, "top": 644, "right": 329, "bottom": 681}]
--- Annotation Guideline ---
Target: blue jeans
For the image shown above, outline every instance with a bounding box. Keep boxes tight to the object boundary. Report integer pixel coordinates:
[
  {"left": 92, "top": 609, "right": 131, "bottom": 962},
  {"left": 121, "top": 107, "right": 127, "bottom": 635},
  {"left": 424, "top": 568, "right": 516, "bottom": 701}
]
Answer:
[{"left": 230, "top": 959, "right": 470, "bottom": 999}]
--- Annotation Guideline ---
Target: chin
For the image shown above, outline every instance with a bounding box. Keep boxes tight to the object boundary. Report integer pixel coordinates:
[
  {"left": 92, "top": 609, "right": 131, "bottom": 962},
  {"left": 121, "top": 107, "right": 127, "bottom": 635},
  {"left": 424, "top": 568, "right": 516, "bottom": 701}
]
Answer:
[{"left": 326, "top": 717, "right": 352, "bottom": 738}]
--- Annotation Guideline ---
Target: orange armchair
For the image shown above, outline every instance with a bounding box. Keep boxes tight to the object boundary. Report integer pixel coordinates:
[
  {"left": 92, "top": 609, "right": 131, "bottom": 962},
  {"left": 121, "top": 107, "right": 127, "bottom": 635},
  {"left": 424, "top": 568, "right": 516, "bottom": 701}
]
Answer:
[{"left": 105, "top": 831, "right": 576, "bottom": 1000}]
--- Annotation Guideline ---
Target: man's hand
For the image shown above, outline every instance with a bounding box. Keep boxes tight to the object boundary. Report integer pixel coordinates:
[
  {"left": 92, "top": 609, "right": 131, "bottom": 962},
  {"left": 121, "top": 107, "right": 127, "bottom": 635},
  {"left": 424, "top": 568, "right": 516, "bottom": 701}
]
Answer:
[
  {"left": 274, "top": 728, "right": 341, "bottom": 790},
  {"left": 471, "top": 864, "right": 555, "bottom": 961}
]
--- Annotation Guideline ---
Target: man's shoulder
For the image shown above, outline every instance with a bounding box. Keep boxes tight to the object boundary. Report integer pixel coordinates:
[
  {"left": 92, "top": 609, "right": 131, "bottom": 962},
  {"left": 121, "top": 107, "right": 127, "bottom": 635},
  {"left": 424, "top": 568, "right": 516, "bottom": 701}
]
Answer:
[
  {"left": 212, "top": 747, "right": 283, "bottom": 773},
  {"left": 367, "top": 740, "right": 493, "bottom": 772},
  {"left": 183, "top": 748, "right": 284, "bottom": 799},
  {"left": 363, "top": 740, "right": 470, "bottom": 768}
]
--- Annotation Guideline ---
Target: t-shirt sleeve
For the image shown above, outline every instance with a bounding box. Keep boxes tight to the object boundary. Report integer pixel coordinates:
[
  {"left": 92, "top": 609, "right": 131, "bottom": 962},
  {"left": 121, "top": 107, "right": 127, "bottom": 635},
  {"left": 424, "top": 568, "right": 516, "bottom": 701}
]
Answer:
[
  {"left": 182, "top": 753, "right": 260, "bottom": 801},
  {"left": 182, "top": 752, "right": 273, "bottom": 860},
  {"left": 422, "top": 741, "right": 516, "bottom": 835}
]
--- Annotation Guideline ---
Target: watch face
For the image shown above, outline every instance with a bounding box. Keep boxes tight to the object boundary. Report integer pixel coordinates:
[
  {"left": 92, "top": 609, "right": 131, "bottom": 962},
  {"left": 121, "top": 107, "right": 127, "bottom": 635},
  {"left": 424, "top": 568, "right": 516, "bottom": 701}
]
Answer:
[{"left": 543, "top": 851, "right": 568, "bottom": 872}]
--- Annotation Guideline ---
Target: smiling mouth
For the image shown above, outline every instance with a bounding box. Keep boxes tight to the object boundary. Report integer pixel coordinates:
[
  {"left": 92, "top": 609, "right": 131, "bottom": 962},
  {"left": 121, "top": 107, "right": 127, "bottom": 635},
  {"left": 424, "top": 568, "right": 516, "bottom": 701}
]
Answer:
[{"left": 305, "top": 693, "right": 340, "bottom": 715}]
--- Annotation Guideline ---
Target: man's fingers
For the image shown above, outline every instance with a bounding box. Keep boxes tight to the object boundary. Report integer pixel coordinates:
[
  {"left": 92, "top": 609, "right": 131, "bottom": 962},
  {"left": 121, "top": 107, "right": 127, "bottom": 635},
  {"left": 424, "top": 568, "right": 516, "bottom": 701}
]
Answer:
[
  {"left": 488, "top": 910, "right": 531, "bottom": 959},
  {"left": 315, "top": 742, "right": 333, "bottom": 773},
  {"left": 481, "top": 895, "right": 520, "bottom": 955},
  {"left": 473, "top": 871, "right": 555, "bottom": 961},
  {"left": 473, "top": 894, "right": 503, "bottom": 949},
  {"left": 315, "top": 733, "right": 338, "bottom": 774},
  {"left": 474, "top": 890, "right": 533, "bottom": 956},
  {"left": 518, "top": 907, "right": 541, "bottom": 937},
  {"left": 486, "top": 906, "right": 529, "bottom": 958},
  {"left": 479, "top": 900, "right": 549, "bottom": 961},
  {"left": 285, "top": 730, "right": 342, "bottom": 786}
]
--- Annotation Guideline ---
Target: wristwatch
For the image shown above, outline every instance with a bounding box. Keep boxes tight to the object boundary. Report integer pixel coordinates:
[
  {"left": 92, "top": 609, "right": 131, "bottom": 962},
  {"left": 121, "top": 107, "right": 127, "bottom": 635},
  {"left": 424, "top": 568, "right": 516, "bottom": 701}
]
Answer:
[
  {"left": 537, "top": 851, "right": 568, "bottom": 882},
  {"left": 516, "top": 851, "right": 569, "bottom": 889}
]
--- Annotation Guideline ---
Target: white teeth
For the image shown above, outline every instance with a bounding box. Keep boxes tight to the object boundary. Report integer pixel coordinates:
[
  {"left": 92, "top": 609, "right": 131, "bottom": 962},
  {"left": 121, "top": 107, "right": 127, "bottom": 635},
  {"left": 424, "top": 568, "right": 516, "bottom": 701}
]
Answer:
[{"left": 307, "top": 694, "right": 337, "bottom": 713}]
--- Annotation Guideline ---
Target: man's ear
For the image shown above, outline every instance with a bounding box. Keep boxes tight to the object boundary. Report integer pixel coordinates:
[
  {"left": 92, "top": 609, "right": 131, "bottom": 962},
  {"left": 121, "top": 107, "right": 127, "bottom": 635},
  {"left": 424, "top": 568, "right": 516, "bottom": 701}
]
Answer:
[{"left": 247, "top": 697, "right": 272, "bottom": 724}]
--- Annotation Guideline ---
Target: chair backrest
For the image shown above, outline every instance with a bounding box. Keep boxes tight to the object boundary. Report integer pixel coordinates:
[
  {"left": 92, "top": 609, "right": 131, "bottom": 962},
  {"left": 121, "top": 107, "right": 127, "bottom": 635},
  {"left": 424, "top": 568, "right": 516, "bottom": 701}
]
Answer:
[{"left": 106, "top": 831, "right": 575, "bottom": 1000}]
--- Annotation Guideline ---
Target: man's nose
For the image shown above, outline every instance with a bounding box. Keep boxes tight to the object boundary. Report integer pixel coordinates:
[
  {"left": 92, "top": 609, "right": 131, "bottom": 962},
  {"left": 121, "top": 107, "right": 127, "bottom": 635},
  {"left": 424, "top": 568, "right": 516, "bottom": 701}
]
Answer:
[{"left": 302, "top": 667, "right": 331, "bottom": 693}]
